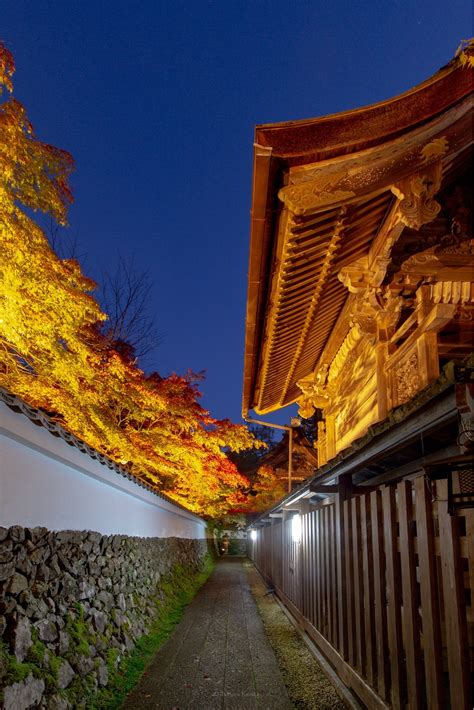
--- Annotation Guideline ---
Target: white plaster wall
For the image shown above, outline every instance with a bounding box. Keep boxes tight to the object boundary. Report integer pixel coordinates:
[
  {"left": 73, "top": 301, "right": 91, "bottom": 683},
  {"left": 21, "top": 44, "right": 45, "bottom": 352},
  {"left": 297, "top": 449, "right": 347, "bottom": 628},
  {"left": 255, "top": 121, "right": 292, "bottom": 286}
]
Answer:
[{"left": 0, "top": 400, "right": 207, "bottom": 538}]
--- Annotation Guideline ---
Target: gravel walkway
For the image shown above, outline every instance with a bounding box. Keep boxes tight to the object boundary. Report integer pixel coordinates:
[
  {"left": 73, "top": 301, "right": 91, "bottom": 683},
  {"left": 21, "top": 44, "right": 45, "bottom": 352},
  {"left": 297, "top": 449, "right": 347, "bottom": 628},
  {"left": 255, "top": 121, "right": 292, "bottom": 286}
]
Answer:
[{"left": 245, "top": 562, "right": 348, "bottom": 710}]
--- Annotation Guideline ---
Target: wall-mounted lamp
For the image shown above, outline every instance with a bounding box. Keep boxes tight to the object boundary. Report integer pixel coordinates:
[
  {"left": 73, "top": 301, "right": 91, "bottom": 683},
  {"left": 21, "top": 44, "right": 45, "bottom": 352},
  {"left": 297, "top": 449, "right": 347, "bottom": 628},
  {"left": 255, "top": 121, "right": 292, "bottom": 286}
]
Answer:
[
  {"left": 291, "top": 514, "right": 301, "bottom": 543},
  {"left": 250, "top": 530, "right": 257, "bottom": 541}
]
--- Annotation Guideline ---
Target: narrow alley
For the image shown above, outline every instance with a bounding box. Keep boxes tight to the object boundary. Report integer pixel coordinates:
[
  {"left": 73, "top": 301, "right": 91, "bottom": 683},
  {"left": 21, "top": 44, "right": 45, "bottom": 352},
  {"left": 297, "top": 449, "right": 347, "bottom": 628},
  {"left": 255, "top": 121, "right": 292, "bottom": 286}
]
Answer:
[{"left": 122, "top": 559, "right": 293, "bottom": 709}]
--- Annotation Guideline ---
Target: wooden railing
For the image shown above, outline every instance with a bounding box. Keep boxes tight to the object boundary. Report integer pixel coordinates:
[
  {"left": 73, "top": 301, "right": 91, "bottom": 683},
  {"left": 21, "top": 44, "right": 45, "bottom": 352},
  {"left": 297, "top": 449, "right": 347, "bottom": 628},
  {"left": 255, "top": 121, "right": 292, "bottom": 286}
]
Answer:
[{"left": 249, "top": 474, "right": 473, "bottom": 709}]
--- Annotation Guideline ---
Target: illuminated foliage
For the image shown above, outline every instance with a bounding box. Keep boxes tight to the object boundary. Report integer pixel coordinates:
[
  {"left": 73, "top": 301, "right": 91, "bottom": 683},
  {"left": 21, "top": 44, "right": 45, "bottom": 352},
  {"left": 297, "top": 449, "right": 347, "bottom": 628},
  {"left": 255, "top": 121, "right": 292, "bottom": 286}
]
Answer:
[
  {"left": 0, "top": 43, "right": 261, "bottom": 517},
  {"left": 245, "top": 464, "right": 287, "bottom": 513},
  {"left": 456, "top": 39, "right": 474, "bottom": 69}
]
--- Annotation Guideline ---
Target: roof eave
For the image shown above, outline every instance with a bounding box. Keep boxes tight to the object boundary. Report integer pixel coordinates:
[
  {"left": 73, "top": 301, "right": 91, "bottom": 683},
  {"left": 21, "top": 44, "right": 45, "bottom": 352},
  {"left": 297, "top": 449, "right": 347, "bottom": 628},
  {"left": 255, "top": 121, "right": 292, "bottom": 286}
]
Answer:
[
  {"left": 242, "top": 143, "right": 279, "bottom": 416},
  {"left": 242, "top": 48, "right": 473, "bottom": 416},
  {"left": 254, "top": 51, "right": 473, "bottom": 163}
]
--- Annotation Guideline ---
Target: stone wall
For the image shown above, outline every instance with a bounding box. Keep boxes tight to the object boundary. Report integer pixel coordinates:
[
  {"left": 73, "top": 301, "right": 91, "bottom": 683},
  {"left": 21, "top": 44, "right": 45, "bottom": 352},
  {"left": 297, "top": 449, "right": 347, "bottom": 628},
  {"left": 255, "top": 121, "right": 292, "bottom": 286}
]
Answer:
[{"left": 0, "top": 525, "right": 209, "bottom": 709}]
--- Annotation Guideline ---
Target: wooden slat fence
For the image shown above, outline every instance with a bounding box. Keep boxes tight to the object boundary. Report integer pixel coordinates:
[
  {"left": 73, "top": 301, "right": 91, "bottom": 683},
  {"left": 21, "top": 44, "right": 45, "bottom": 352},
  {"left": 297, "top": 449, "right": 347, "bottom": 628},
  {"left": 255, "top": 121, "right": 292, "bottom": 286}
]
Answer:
[{"left": 249, "top": 474, "right": 473, "bottom": 709}]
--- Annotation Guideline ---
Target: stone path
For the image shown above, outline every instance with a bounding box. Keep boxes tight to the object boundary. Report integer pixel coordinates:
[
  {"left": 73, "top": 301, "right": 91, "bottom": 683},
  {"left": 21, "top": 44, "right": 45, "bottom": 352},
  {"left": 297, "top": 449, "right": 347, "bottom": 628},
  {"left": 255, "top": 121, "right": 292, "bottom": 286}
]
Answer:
[{"left": 121, "top": 558, "right": 293, "bottom": 709}]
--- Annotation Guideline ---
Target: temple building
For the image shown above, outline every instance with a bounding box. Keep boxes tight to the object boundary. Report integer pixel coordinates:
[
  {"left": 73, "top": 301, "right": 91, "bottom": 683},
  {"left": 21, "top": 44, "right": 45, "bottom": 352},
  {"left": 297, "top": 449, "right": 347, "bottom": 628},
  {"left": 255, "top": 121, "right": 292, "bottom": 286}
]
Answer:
[{"left": 244, "top": 45, "right": 473, "bottom": 709}]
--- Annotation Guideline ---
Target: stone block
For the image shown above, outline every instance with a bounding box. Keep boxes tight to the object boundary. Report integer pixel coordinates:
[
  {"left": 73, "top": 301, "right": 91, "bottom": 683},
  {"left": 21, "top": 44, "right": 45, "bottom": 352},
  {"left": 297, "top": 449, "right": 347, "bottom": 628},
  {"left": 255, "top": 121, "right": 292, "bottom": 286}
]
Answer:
[
  {"left": 57, "top": 659, "right": 75, "bottom": 689},
  {"left": 46, "top": 694, "right": 72, "bottom": 710},
  {"left": 36, "top": 618, "right": 58, "bottom": 642},
  {"left": 96, "top": 590, "right": 114, "bottom": 611},
  {"left": 10, "top": 616, "right": 32, "bottom": 662},
  {"left": 0, "top": 539, "right": 13, "bottom": 562},
  {"left": 58, "top": 572, "right": 76, "bottom": 599},
  {"left": 91, "top": 609, "right": 106, "bottom": 634},
  {"left": 15, "top": 557, "right": 33, "bottom": 578},
  {"left": 26, "top": 527, "right": 49, "bottom": 544},
  {"left": 73, "top": 654, "right": 95, "bottom": 677},
  {"left": 97, "top": 660, "right": 109, "bottom": 687},
  {"left": 0, "top": 596, "right": 17, "bottom": 614},
  {"left": 117, "top": 592, "right": 126, "bottom": 612},
  {"left": 25, "top": 596, "right": 49, "bottom": 621},
  {"left": 6, "top": 572, "right": 28, "bottom": 595},
  {"left": 77, "top": 579, "right": 96, "bottom": 600},
  {"left": 9, "top": 526, "right": 25, "bottom": 543},
  {"left": 3, "top": 674, "right": 45, "bottom": 710},
  {"left": 0, "top": 560, "right": 15, "bottom": 581},
  {"left": 58, "top": 630, "right": 69, "bottom": 656},
  {"left": 29, "top": 546, "right": 48, "bottom": 565}
]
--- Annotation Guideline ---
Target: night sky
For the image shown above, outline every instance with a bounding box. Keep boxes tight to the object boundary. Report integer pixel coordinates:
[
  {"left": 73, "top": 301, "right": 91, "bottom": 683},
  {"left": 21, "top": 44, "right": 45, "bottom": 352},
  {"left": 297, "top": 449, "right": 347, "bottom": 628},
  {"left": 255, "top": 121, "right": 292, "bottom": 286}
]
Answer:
[{"left": 2, "top": 1, "right": 471, "bottom": 425}]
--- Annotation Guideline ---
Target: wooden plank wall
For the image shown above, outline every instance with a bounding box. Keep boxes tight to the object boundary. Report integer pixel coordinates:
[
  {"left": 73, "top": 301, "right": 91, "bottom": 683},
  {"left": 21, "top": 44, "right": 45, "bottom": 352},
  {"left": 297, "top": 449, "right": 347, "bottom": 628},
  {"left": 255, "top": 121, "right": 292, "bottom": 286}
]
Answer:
[{"left": 249, "top": 475, "right": 473, "bottom": 709}]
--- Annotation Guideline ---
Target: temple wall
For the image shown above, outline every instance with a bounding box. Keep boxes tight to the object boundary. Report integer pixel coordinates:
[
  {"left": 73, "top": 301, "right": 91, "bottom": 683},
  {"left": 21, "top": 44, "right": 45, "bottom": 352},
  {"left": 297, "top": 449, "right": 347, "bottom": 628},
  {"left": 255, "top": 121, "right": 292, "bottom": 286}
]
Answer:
[
  {"left": 0, "top": 399, "right": 211, "bottom": 708},
  {"left": 0, "top": 399, "right": 206, "bottom": 539}
]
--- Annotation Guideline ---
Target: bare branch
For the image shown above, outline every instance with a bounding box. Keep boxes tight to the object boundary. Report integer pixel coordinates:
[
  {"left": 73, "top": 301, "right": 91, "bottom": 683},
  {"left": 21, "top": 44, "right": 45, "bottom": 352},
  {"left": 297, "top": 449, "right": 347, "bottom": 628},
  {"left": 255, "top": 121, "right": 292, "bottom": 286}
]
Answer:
[
  {"left": 46, "top": 221, "right": 161, "bottom": 367},
  {"left": 99, "top": 253, "right": 161, "bottom": 366}
]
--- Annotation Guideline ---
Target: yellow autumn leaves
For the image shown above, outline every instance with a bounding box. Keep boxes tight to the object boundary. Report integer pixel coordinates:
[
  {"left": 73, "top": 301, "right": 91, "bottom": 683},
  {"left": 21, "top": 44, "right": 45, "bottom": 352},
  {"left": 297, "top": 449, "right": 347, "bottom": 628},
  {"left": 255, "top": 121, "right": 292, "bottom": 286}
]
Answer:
[{"left": 0, "top": 43, "right": 262, "bottom": 518}]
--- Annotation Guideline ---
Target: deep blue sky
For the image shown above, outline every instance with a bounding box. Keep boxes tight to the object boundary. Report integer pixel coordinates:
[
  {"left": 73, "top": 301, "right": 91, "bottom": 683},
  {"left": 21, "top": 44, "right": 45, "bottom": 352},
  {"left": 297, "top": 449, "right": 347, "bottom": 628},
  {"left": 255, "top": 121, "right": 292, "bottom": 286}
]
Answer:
[{"left": 3, "top": 1, "right": 471, "bottom": 425}]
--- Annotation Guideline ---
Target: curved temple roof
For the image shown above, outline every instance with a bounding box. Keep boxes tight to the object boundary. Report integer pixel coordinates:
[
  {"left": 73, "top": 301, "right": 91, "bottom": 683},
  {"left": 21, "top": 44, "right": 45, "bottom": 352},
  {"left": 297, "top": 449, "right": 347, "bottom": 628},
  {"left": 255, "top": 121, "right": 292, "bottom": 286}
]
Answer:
[{"left": 243, "top": 45, "right": 473, "bottom": 416}]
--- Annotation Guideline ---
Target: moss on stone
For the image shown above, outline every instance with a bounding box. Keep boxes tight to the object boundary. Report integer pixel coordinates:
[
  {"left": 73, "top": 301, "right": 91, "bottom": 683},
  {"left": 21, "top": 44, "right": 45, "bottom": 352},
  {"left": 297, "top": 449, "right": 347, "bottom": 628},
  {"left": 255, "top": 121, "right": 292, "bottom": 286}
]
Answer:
[
  {"left": 65, "top": 605, "right": 94, "bottom": 657},
  {"left": 48, "top": 654, "right": 64, "bottom": 678},
  {"left": 106, "top": 648, "right": 120, "bottom": 672},
  {"left": 89, "top": 553, "right": 215, "bottom": 709},
  {"left": 5, "top": 654, "right": 35, "bottom": 684},
  {"left": 1, "top": 533, "right": 211, "bottom": 709},
  {"left": 0, "top": 637, "right": 57, "bottom": 702},
  {"left": 27, "top": 630, "right": 47, "bottom": 665}
]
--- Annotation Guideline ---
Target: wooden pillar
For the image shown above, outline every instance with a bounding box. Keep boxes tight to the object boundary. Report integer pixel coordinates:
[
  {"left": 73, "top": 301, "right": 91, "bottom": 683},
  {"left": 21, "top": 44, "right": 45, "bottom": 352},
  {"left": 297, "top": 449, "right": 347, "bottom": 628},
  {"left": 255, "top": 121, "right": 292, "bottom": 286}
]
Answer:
[
  {"left": 282, "top": 509, "right": 290, "bottom": 598},
  {"left": 382, "top": 484, "right": 404, "bottom": 710},
  {"left": 270, "top": 518, "right": 276, "bottom": 586},
  {"left": 317, "top": 420, "right": 327, "bottom": 466},
  {"left": 299, "top": 500, "right": 310, "bottom": 616},
  {"left": 325, "top": 414, "right": 336, "bottom": 460},
  {"left": 417, "top": 331, "right": 439, "bottom": 387},
  {"left": 438, "top": 479, "right": 470, "bottom": 710},
  {"left": 336, "top": 473, "right": 352, "bottom": 660},
  {"left": 376, "top": 341, "right": 389, "bottom": 420},
  {"left": 414, "top": 475, "right": 443, "bottom": 709},
  {"left": 416, "top": 284, "right": 432, "bottom": 322}
]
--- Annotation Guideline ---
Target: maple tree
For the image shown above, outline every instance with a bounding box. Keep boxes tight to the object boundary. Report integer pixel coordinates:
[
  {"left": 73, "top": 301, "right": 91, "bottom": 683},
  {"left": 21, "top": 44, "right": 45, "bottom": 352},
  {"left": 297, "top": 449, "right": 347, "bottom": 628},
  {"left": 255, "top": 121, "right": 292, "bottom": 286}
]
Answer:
[
  {"left": 0, "top": 43, "right": 262, "bottom": 517},
  {"left": 227, "top": 425, "right": 289, "bottom": 513},
  {"left": 244, "top": 464, "right": 287, "bottom": 513}
]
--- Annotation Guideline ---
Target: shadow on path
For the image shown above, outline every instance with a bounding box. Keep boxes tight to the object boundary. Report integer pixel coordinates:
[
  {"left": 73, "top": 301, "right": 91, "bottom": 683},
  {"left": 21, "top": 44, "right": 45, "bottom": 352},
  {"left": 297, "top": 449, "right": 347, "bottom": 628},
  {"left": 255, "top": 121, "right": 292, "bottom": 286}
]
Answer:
[{"left": 121, "top": 558, "right": 292, "bottom": 709}]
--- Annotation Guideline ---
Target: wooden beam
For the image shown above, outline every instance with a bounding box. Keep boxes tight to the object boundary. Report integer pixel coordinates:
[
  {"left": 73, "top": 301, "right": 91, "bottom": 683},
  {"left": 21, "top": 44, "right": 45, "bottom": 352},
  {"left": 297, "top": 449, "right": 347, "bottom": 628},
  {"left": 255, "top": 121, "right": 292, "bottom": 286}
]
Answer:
[
  {"left": 311, "top": 482, "right": 382, "bottom": 494},
  {"left": 310, "top": 484, "right": 338, "bottom": 494}
]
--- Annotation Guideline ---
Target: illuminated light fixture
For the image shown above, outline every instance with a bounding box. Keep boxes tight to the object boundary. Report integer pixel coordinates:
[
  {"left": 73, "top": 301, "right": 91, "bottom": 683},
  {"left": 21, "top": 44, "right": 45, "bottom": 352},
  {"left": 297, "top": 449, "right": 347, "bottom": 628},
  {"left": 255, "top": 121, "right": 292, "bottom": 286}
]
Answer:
[
  {"left": 250, "top": 529, "right": 257, "bottom": 541},
  {"left": 291, "top": 514, "right": 301, "bottom": 543}
]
